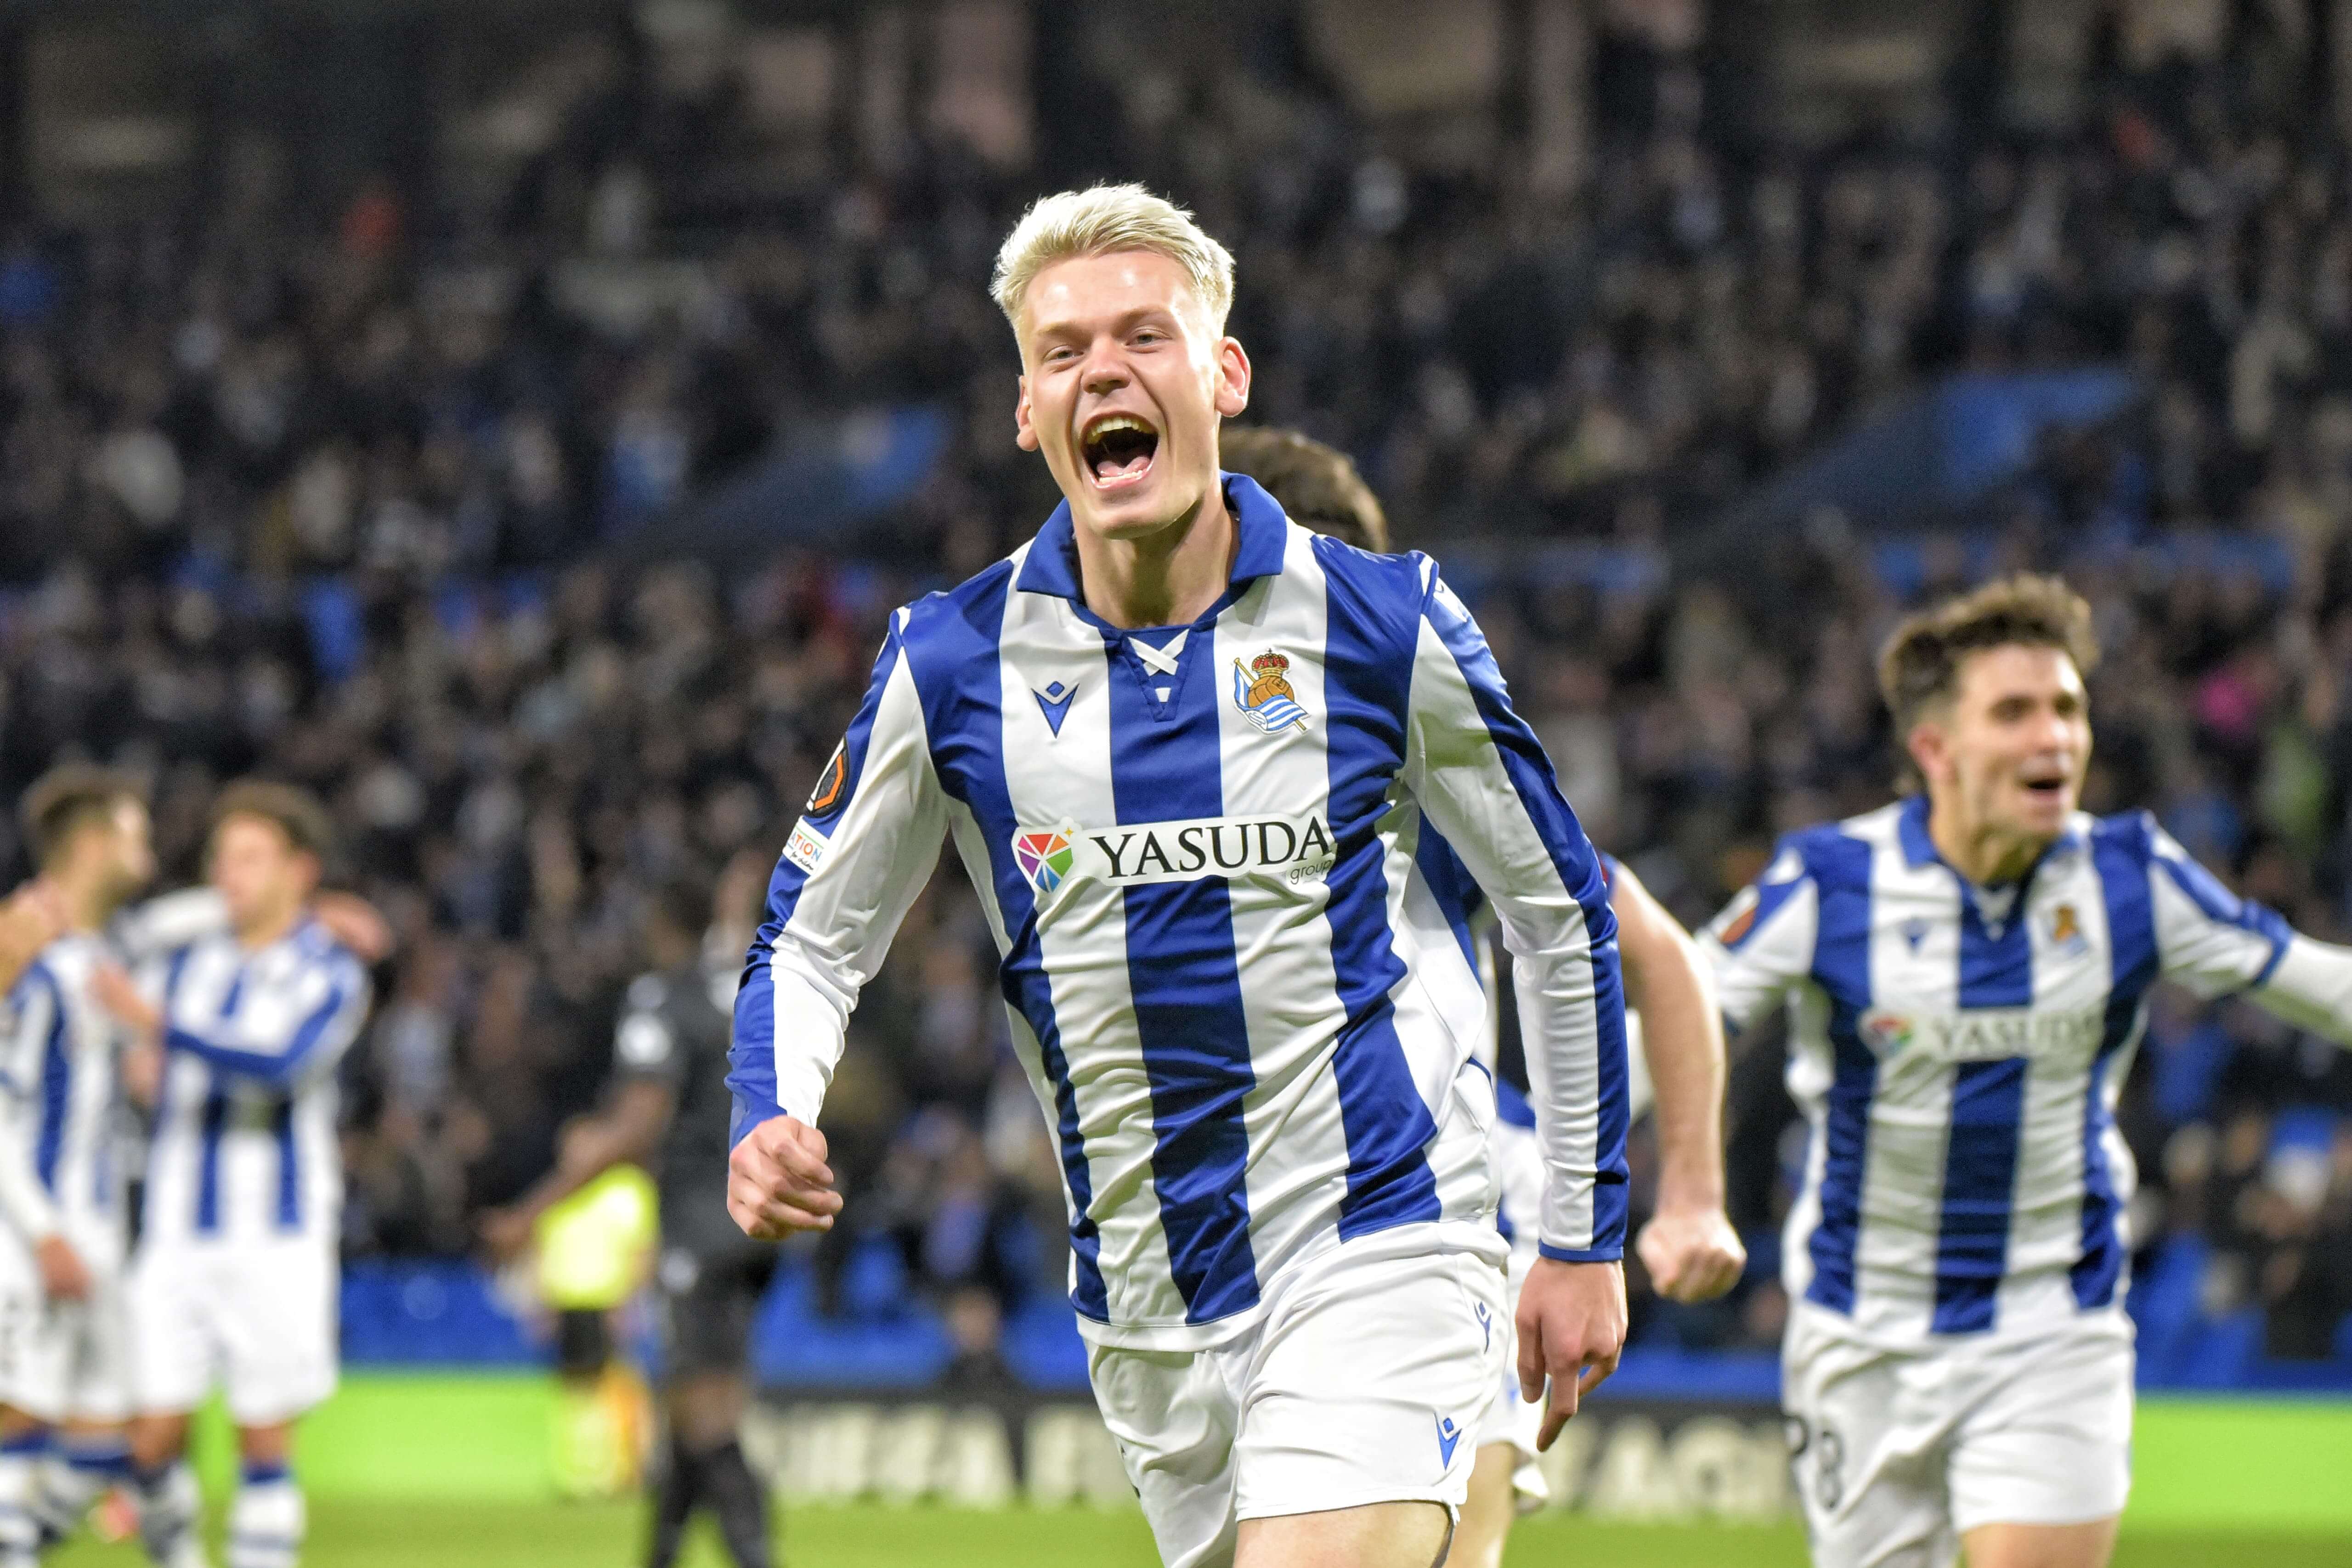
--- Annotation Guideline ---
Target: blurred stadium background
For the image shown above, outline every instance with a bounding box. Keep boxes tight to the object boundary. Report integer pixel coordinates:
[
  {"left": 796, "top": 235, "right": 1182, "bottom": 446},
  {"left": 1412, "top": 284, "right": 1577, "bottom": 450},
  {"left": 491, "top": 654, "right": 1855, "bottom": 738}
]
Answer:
[{"left": 6, "top": 0, "right": 2352, "bottom": 1560}]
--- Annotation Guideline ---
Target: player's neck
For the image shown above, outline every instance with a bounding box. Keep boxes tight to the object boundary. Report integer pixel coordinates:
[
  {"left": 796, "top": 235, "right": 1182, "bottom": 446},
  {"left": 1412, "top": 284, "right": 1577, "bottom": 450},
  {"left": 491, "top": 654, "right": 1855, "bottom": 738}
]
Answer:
[
  {"left": 1071, "top": 485, "right": 1236, "bottom": 630},
  {"left": 234, "top": 899, "right": 304, "bottom": 952},
  {"left": 41, "top": 871, "right": 108, "bottom": 936},
  {"left": 1926, "top": 799, "right": 2051, "bottom": 888}
]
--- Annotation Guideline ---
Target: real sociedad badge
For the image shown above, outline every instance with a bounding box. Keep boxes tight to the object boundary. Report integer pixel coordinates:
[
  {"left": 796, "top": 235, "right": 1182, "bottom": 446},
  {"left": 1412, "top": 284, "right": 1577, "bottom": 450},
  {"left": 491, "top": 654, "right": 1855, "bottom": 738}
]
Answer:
[{"left": 1232, "top": 650, "right": 1309, "bottom": 733}]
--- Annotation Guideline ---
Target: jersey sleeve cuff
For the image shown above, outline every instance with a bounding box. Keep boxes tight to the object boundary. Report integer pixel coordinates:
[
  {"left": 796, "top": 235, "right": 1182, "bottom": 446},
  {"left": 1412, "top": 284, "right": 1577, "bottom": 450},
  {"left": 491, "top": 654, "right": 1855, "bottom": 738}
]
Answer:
[
  {"left": 727, "top": 1097, "right": 789, "bottom": 1149},
  {"left": 1537, "top": 1241, "right": 1624, "bottom": 1264}
]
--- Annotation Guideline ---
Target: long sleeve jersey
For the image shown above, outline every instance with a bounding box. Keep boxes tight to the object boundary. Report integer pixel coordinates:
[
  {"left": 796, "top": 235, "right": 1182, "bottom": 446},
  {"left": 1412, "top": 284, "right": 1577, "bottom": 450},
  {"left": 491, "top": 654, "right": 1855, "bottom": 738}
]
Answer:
[
  {"left": 730, "top": 474, "right": 1628, "bottom": 1349},
  {"left": 1702, "top": 797, "right": 2352, "bottom": 1345},
  {"left": 139, "top": 915, "right": 370, "bottom": 1250},
  {"left": 0, "top": 935, "right": 126, "bottom": 1262}
]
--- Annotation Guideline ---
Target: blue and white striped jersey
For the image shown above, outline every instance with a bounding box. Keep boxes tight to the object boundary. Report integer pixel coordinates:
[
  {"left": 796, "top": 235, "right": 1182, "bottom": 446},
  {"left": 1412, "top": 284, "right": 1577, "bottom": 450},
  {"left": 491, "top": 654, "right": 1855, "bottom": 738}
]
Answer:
[
  {"left": 0, "top": 935, "right": 126, "bottom": 1262},
  {"left": 1703, "top": 797, "right": 2352, "bottom": 1343},
  {"left": 731, "top": 474, "right": 1629, "bottom": 1349},
  {"left": 139, "top": 916, "right": 370, "bottom": 1249}
]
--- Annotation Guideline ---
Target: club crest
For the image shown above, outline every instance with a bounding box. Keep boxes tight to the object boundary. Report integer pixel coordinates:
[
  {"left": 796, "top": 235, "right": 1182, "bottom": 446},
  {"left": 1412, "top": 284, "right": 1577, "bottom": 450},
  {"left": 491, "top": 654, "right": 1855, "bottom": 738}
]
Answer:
[
  {"left": 1012, "top": 829, "right": 1075, "bottom": 895},
  {"left": 1231, "top": 650, "right": 1310, "bottom": 734},
  {"left": 2047, "top": 902, "right": 2087, "bottom": 955}
]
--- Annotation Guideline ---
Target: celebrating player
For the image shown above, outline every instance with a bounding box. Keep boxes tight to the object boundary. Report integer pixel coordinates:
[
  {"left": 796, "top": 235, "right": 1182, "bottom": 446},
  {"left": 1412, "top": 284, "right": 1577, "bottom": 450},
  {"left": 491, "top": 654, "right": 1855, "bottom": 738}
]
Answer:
[
  {"left": 726, "top": 186, "right": 1631, "bottom": 1568},
  {"left": 96, "top": 783, "right": 372, "bottom": 1568},
  {"left": 0, "top": 770, "right": 154, "bottom": 1567},
  {"left": 1703, "top": 575, "right": 2352, "bottom": 1568},
  {"left": 482, "top": 879, "right": 775, "bottom": 1568},
  {"left": 1220, "top": 425, "right": 1743, "bottom": 1565}
]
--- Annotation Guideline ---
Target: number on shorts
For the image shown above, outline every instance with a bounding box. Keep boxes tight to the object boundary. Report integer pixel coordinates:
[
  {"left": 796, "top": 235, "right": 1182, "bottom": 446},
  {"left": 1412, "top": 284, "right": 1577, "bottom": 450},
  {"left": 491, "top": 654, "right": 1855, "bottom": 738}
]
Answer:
[{"left": 1814, "top": 1423, "right": 1845, "bottom": 1512}]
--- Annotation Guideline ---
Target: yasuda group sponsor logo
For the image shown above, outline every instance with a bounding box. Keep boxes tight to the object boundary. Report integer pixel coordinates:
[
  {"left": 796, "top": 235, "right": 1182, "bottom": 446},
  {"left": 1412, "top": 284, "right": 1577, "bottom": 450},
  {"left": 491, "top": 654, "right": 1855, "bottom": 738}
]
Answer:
[{"left": 1008, "top": 813, "right": 1337, "bottom": 897}]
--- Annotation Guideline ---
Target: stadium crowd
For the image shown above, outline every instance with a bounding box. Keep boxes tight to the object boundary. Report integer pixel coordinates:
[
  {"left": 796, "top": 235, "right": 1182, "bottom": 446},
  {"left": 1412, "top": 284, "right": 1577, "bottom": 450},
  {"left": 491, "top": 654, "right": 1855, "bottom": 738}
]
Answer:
[{"left": 0, "top": 1, "right": 2350, "bottom": 1367}]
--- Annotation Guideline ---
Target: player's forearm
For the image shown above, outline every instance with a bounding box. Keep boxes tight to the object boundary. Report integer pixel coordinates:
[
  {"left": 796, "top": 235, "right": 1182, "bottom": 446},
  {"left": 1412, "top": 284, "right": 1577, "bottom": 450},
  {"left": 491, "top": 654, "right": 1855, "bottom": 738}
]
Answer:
[
  {"left": 2252, "top": 934, "right": 2352, "bottom": 1048},
  {"left": 1623, "top": 930, "right": 1727, "bottom": 1211},
  {"left": 0, "top": 1117, "right": 61, "bottom": 1245},
  {"left": 163, "top": 1025, "right": 307, "bottom": 1085},
  {"left": 1517, "top": 937, "right": 1634, "bottom": 1260},
  {"left": 728, "top": 942, "right": 850, "bottom": 1145}
]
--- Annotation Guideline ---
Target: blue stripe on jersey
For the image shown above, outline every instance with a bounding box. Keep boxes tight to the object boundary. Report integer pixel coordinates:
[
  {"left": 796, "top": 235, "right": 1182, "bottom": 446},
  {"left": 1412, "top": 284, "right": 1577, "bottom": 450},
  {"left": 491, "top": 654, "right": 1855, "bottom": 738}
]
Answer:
[
  {"left": 195, "top": 1088, "right": 229, "bottom": 1235},
  {"left": 1494, "top": 1077, "right": 1537, "bottom": 1129},
  {"left": 729, "top": 624, "right": 907, "bottom": 1144},
  {"left": 1803, "top": 829, "right": 1877, "bottom": 1315},
  {"left": 28, "top": 966, "right": 69, "bottom": 1194},
  {"left": 899, "top": 564, "right": 1109, "bottom": 1320},
  {"left": 2079, "top": 818, "right": 2159, "bottom": 1308},
  {"left": 1413, "top": 830, "right": 1483, "bottom": 972},
  {"left": 1321, "top": 547, "right": 1444, "bottom": 1240},
  {"left": 2149, "top": 835, "right": 2293, "bottom": 985},
  {"left": 1418, "top": 565, "right": 1629, "bottom": 1248},
  {"left": 1102, "top": 613, "right": 1262, "bottom": 1324},
  {"left": 273, "top": 1097, "right": 300, "bottom": 1229},
  {"left": 1932, "top": 841, "right": 2035, "bottom": 1336}
]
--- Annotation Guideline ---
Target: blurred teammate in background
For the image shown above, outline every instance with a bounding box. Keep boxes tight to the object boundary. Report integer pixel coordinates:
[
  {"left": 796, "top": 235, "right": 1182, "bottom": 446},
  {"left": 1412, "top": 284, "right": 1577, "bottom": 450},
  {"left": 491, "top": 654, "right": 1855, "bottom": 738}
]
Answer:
[
  {"left": 96, "top": 783, "right": 372, "bottom": 1568},
  {"left": 484, "top": 879, "right": 775, "bottom": 1568},
  {"left": 1703, "top": 575, "right": 2352, "bottom": 1568},
  {"left": 728, "top": 186, "right": 1630, "bottom": 1568},
  {"left": 0, "top": 770, "right": 153, "bottom": 1566},
  {"left": 1221, "top": 426, "right": 1743, "bottom": 1567}
]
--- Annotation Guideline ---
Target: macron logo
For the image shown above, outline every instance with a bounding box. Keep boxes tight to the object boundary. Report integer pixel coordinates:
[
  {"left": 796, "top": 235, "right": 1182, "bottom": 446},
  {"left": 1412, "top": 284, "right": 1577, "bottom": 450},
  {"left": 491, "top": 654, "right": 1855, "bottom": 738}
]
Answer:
[
  {"left": 1033, "top": 681, "right": 1078, "bottom": 738},
  {"left": 1435, "top": 1414, "right": 1464, "bottom": 1467}
]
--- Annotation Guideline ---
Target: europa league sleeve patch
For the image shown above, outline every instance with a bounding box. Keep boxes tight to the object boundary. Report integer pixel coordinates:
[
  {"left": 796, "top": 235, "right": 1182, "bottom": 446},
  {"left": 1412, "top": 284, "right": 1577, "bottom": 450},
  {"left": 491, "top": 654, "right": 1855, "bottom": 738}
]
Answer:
[{"left": 806, "top": 740, "right": 849, "bottom": 817}]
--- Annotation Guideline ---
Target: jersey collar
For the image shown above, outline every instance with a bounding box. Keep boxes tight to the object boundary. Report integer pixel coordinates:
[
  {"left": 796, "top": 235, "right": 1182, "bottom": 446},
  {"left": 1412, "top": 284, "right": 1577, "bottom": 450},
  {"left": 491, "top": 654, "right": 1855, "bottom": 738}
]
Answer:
[
  {"left": 1897, "top": 795, "right": 2083, "bottom": 874},
  {"left": 1014, "top": 471, "right": 1290, "bottom": 604}
]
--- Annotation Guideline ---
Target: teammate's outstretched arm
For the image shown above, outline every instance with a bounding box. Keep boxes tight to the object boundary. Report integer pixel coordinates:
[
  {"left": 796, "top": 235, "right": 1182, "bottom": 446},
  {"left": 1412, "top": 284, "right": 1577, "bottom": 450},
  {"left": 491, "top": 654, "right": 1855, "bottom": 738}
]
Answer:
[
  {"left": 1397, "top": 563, "right": 1630, "bottom": 1446},
  {"left": 2140, "top": 821, "right": 2352, "bottom": 1046},
  {"left": 727, "top": 617, "right": 951, "bottom": 1240},
  {"left": 93, "top": 956, "right": 367, "bottom": 1090},
  {"left": 1611, "top": 860, "right": 1745, "bottom": 1303}
]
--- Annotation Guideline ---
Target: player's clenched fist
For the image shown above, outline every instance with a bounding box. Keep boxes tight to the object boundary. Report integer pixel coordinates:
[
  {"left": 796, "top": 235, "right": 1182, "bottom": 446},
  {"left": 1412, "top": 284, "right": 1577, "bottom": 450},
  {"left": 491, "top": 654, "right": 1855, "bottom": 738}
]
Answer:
[
  {"left": 1637, "top": 1205, "right": 1747, "bottom": 1304},
  {"left": 727, "top": 1115, "right": 844, "bottom": 1239},
  {"left": 1515, "top": 1257, "right": 1628, "bottom": 1450}
]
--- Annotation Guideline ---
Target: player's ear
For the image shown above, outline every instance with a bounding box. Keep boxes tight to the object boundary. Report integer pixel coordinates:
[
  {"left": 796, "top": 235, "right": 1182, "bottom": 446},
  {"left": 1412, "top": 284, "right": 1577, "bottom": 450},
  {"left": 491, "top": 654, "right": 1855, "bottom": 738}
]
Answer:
[
  {"left": 1905, "top": 719, "right": 1950, "bottom": 790},
  {"left": 1213, "top": 337, "right": 1251, "bottom": 418},
  {"left": 1014, "top": 375, "right": 1040, "bottom": 452}
]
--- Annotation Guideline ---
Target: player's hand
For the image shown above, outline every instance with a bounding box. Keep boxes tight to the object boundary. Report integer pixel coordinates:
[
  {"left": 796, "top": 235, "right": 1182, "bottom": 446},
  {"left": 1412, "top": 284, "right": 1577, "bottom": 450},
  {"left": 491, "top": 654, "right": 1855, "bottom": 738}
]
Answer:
[
  {"left": 35, "top": 1234, "right": 91, "bottom": 1302},
  {"left": 120, "top": 1042, "right": 163, "bottom": 1106},
  {"left": 312, "top": 891, "right": 395, "bottom": 964},
  {"left": 478, "top": 1206, "right": 536, "bottom": 1265},
  {"left": 90, "top": 964, "right": 162, "bottom": 1040},
  {"left": 1637, "top": 1204, "right": 1747, "bottom": 1303},
  {"left": 1515, "top": 1256, "right": 1627, "bottom": 1450},
  {"left": 727, "top": 1115, "right": 842, "bottom": 1239}
]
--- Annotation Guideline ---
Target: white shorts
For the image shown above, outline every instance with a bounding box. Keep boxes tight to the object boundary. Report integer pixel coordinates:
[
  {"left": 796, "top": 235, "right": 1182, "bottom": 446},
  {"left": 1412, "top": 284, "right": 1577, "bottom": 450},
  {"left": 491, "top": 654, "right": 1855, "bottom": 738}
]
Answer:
[
  {"left": 1782, "top": 1304, "right": 2133, "bottom": 1568},
  {"left": 1471, "top": 1229, "right": 1546, "bottom": 1507},
  {"left": 1088, "top": 1236, "right": 1507, "bottom": 1568},
  {"left": 128, "top": 1238, "right": 337, "bottom": 1426},
  {"left": 0, "top": 1234, "right": 129, "bottom": 1425}
]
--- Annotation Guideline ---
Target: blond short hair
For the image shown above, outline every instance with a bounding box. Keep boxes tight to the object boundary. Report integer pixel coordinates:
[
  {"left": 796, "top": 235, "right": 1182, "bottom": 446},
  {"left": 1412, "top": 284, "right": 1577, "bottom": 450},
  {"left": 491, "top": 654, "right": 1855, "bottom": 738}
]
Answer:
[{"left": 990, "top": 184, "right": 1236, "bottom": 336}]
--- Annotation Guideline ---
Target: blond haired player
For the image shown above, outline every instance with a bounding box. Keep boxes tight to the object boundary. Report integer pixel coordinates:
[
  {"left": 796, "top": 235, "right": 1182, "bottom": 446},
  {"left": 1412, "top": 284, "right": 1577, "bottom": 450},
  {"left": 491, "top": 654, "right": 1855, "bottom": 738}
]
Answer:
[{"left": 727, "top": 186, "right": 1631, "bottom": 1568}]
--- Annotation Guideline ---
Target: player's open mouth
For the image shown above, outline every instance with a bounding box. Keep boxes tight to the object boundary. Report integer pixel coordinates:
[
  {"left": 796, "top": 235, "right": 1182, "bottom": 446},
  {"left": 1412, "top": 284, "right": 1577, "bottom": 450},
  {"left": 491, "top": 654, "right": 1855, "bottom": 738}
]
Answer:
[
  {"left": 2019, "top": 768, "right": 2070, "bottom": 801},
  {"left": 1081, "top": 412, "right": 1159, "bottom": 491}
]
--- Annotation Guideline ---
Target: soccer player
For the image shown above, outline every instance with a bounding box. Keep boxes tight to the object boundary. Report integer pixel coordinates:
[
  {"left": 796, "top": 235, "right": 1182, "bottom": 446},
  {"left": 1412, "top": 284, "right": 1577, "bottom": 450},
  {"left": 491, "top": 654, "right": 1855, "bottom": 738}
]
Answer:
[
  {"left": 94, "top": 783, "right": 372, "bottom": 1568},
  {"left": 1702, "top": 575, "right": 2352, "bottom": 1568},
  {"left": 1221, "top": 425, "right": 1744, "bottom": 1566},
  {"left": 0, "top": 770, "right": 154, "bottom": 1567},
  {"left": 726, "top": 186, "right": 1631, "bottom": 1568},
  {"left": 482, "top": 880, "right": 775, "bottom": 1568}
]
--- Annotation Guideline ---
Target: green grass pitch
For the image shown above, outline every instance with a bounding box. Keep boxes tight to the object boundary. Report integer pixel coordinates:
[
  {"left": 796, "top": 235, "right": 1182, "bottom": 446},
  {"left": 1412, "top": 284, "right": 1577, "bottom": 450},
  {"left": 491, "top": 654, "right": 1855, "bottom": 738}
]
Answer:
[{"left": 43, "top": 1501, "right": 2352, "bottom": 1566}]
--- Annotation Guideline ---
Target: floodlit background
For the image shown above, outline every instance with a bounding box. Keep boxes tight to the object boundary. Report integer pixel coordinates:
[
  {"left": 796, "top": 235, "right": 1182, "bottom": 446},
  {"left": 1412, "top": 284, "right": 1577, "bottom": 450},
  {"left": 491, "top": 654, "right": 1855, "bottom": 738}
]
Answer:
[{"left": 4, "top": 0, "right": 2352, "bottom": 1561}]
